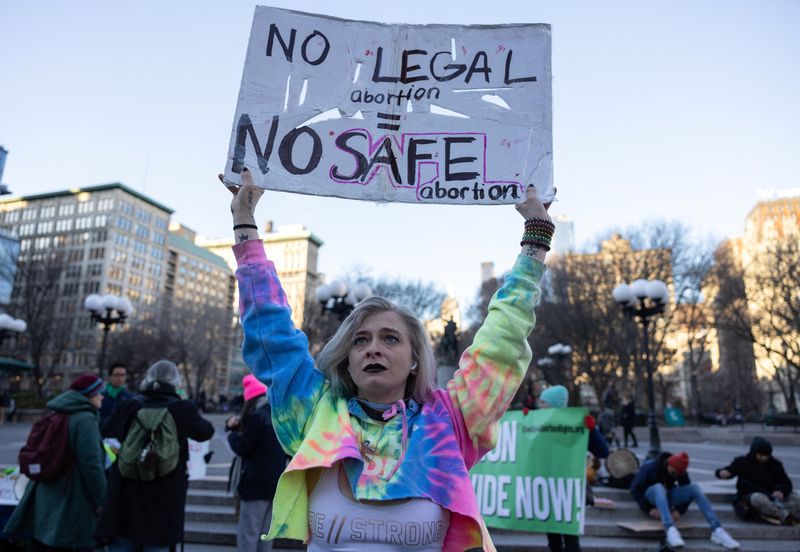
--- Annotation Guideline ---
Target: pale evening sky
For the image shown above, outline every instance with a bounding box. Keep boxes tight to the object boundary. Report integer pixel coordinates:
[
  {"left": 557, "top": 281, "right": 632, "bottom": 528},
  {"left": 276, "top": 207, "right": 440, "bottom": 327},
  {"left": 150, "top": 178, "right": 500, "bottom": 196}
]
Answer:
[{"left": 1, "top": 1, "right": 798, "bottom": 313}]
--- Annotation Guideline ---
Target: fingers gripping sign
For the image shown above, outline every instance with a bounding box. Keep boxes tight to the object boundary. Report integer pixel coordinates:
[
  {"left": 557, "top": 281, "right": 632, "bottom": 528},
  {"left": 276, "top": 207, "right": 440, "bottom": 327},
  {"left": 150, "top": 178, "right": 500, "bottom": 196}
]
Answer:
[
  {"left": 516, "top": 184, "right": 555, "bottom": 262},
  {"left": 220, "top": 168, "right": 265, "bottom": 242}
]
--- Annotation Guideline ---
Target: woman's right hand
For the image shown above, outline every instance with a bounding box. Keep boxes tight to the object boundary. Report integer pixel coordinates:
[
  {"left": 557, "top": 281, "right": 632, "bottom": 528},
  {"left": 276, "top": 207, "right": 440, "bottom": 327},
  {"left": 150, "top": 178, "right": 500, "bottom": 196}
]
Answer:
[
  {"left": 219, "top": 168, "right": 264, "bottom": 241},
  {"left": 219, "top": 168, "right": 264, "bottom": 225}
]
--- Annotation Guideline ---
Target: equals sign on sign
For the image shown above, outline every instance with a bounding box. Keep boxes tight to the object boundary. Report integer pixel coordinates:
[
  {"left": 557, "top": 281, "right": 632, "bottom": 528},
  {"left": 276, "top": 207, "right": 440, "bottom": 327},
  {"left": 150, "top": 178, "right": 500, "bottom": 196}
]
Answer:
[{"left": 377, "top": 112, "right": 401, "bottom": 131}]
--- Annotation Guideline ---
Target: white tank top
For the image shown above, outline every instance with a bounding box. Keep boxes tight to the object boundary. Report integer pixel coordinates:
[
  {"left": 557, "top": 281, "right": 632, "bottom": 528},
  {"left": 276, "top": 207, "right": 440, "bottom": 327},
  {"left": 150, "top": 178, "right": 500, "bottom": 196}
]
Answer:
[{"left": 307, "top": 464, "right": 450, "bottom": 551}]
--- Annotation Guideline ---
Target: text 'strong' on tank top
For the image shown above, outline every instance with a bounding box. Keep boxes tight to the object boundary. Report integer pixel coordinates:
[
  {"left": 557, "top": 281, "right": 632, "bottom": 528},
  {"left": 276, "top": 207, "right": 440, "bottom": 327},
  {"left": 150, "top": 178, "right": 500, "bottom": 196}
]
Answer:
[{"left": 307, "top": 463, "right": 450, "bottom": 551}]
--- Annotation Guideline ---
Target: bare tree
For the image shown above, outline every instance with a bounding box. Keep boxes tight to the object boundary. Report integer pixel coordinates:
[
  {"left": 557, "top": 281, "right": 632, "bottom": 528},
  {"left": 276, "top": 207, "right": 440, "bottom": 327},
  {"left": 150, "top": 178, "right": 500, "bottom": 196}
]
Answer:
[
  {"left": 7, "top": 250, "right": 74, "bottom": 397},
  {"left": 714, "top": 240, "right": 799, "bottom": 414}
]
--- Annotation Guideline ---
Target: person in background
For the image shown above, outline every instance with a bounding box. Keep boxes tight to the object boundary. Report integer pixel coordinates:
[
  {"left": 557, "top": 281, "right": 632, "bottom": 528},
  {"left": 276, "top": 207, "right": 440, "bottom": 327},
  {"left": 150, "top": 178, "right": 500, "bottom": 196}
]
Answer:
[
  {"left": 715, "top": 436, "right": 799, "bottom": 525},
  {"left": 538, "top": 385, "right": 609, "bottom": 552},
  {"left": 620, "top": 393, "right": 638, "bottom": 448},
  {"left": 96, "top": 360, "right": 214, "bottom": 552},
  {"left": 4, "top": 374, "right": 107, "bottom": 551},
  {"left": 630, "top": 451, "right": 740, "bottom": 549},
  {"left": 100, "top": 362, "right": 133, "bottom": 426},
  {"left": 226, "top": 375, "right": 287, "bottom": 552}
]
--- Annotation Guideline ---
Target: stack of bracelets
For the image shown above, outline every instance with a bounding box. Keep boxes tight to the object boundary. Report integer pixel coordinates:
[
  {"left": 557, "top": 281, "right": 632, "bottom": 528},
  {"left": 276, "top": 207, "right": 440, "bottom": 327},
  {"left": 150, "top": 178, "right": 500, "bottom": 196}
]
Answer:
[{"left": 521, "top": 217, "right": 555, "bottom": 251}]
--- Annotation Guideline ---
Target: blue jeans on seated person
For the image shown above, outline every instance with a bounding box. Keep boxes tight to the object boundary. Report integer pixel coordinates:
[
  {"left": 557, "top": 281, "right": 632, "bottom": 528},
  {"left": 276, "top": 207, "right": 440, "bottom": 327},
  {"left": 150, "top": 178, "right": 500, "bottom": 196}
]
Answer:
[{"left": 644, "top": 483, "right": 721, "bottom": 530}]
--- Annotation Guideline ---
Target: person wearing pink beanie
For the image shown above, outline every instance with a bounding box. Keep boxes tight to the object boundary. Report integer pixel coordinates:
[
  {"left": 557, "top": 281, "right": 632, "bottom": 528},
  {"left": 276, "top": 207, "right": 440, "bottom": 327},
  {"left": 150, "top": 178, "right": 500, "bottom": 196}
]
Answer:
[
  {"left": 242, "top": 374, "right": 268, "bottom": 402},
  {"left": 226, "top": 375, "right": 286, "bottom": 552}
]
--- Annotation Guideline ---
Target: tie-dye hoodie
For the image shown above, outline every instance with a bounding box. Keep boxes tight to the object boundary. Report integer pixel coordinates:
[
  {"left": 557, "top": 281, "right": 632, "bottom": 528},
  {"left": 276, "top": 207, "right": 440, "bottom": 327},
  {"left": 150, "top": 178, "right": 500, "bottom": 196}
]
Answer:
[{"left": 234, "top": 240, "right": 544, "bottom": 551}]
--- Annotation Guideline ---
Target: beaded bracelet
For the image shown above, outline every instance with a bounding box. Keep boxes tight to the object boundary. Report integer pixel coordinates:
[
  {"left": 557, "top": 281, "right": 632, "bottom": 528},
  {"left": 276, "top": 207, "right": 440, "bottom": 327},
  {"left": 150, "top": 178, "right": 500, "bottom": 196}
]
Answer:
[
  {"left": 520, "top": 217, "right": 554, "bottom": 250},
  {"left": 233, "top": 224, "right": 258, "bottom": 230}
]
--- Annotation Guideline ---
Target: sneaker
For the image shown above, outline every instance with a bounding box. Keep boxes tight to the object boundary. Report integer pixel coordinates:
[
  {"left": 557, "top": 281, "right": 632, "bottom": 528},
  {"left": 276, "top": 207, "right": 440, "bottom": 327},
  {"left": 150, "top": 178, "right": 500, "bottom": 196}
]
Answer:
[
  {"left": 710, "top": 527, "right": 740, "bottom": 549},
  {"left": 666, "top": 526, "right": 685, "bottom": 548}
]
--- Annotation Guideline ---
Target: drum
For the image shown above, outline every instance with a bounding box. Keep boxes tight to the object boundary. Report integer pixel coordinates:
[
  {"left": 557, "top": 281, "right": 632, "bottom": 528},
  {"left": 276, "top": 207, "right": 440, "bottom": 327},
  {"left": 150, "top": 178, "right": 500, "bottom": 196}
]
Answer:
[{"left": 606, "top": 448, "right": 640, "bottom": 487}]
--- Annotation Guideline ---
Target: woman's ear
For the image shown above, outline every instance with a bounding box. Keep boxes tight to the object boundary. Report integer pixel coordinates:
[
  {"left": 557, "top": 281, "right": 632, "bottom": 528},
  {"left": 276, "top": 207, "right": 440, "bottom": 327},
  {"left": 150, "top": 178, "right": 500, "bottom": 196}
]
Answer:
[{"left": 410, "top": 362, "right": 418, "bottom": 373}]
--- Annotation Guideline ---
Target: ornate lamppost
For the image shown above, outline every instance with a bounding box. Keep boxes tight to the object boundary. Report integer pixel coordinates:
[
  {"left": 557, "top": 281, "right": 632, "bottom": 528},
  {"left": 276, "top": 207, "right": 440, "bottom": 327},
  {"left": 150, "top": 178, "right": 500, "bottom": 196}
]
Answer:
[
  {"left": 612, "top": 279, "right": 670, "bottom": 459},
  {"left": 314, "top": 281, "right": 372, "bottom": 321},
  {"left": 84, "top": 293, "right": 133, "bottom": 376}
]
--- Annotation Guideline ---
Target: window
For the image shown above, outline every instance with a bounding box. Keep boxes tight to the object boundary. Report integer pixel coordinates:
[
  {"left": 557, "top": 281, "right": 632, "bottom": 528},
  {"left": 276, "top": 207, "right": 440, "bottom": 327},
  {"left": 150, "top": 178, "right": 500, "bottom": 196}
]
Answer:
[
  {"left": 152, "top": 233, "right": 165, "bottom": 246},
  {"left": 77, "top": 201, "right": 95, "bottom": 214},
  {"left": 117, "top": 217, "right": 132, "bottom": 232},
  {"left": 87, "top": 264, "right": 103, "bottom": 277},
  {"left": 34, "top": 237, "right": 51, "bottom": 249},
  {"left": 5, "top": 210, "right": 21, "bottom": 223},
  {"left": 22, "top": 208, "right": 38, "bottom": 221},
  {"left": 95, "top": 214, "right": 107, "bottom": 227},
  {"left": 58, "top": 204, "right": 75, "bottom": 217},
  {"left": 83, "top": 281, "right": 100, "bottom": 294},
  {"left": 55, "top": 219, "right": 73, "bottom": 232},
  {"left": 89, "top": 247, "right": 105, "bottom": 260},
  {"left": 36, "top": 221, "right": 54, "bottom": 234},
  {"left": 97, "top": 198, "right": 114, "bottom": 211},
  {"left": 92, "top": 230, "right": 107, "bottom": 243},
  {"left": 68, "top": 249, "right": 84, "bottom": 262},
  {"left": 40, "top": 205, "right": 56, "bottom": 218}
]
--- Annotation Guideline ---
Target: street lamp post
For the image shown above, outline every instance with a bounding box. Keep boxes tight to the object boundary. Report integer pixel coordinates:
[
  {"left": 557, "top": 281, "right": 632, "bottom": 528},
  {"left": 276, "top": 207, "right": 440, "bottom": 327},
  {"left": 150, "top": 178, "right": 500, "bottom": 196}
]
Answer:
[
  {"left": 547, "top": 343, "right": 573, "bottom": 388},
  {"left": 613, "top": 279, "right": 670, "bottom": 459},
  {"left": 0, "top": 314, "right": 27, "bottom": 347},
  {"left": 84, "top": 293, "right": 133, "bottom": 377},
  {"left": 315, "top": 281, "right": 372, "bottom": 321}
]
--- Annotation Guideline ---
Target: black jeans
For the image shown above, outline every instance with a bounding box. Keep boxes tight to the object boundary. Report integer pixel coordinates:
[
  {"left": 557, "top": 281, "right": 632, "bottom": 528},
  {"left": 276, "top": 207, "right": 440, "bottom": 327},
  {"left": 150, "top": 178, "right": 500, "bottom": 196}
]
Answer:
[
  {"left": 623, "top": 425, "right": 638, "bottom": 447},
  {"left": 546, "top": 532, "right": 581, "bottom": 552},
  {"left": 30, "top": 540, "right": 92, "bottom": 552}
]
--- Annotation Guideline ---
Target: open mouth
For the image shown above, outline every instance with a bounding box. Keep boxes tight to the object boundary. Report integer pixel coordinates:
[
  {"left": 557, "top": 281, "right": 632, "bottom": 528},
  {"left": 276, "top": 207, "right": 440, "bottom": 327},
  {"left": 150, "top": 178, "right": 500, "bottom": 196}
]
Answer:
[{"left": 363, "top": 363, "right": 387, "bottom": 373}]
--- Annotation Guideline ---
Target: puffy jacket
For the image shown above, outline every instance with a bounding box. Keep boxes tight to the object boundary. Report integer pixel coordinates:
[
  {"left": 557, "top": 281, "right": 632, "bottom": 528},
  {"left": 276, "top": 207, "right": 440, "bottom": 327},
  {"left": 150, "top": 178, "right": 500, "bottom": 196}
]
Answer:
[
  {"left": 228, "top": 400, "right": 287, "bottom": 501},
  {"left": 4, "top": 391, "right": 106, "bottom": 548},
  {"left": 714, "top": 437, "right": 792, "bottom": 517}
]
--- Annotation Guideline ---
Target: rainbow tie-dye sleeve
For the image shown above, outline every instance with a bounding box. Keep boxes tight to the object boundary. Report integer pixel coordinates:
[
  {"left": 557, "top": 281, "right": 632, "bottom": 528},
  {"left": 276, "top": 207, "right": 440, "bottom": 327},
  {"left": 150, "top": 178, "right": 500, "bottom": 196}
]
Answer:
[
  {"left": 448, "top": 254, "right": 544, "bottom": 461},
  {"left": 234, "top": 240, "right": 327, "bottom": 455}
]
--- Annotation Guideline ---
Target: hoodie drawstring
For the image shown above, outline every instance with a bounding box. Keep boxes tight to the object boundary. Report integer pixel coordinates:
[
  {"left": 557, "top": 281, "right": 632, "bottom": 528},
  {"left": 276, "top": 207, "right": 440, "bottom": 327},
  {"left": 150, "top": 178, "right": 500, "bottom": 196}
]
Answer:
[{"left": 382, "top": 399, "right": 408, "bottom": 480}]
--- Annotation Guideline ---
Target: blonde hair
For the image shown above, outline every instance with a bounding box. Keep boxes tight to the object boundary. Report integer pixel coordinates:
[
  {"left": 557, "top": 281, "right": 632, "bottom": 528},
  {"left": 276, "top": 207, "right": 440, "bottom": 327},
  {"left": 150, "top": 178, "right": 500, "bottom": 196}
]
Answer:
[{"left": 316, "top": 297, "right": 437, "bottom": 403}]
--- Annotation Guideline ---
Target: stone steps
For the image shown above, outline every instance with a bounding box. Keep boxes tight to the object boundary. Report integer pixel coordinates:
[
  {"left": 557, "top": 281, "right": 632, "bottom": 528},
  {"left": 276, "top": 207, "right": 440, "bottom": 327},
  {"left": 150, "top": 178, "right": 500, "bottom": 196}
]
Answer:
[{"left": 183, "top": 477, "right": 800, "bottom": 550}]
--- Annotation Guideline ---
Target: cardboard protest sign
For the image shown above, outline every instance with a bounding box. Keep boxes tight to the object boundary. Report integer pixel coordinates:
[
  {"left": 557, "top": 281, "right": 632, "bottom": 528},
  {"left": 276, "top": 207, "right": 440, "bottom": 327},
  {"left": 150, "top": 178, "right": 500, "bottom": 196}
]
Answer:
[
  {"left": 470, "top": 408, "right": 589, "bottom": 535},
  {"left": 224, "top": 6, "right": 552, "bottom": 205}
]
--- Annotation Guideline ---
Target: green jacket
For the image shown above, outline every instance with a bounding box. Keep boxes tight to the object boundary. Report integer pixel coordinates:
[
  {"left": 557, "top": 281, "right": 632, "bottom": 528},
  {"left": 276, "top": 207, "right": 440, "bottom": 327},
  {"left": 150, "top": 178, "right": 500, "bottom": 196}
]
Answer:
[{"left": 4, "top": 390, "right": 107, "bottom": 548}]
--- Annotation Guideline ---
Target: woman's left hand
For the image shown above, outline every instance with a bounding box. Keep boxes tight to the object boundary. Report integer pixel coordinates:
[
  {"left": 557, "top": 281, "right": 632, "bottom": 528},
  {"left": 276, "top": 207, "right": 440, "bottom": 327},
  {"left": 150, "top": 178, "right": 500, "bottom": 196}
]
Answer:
[{"left": 515, "top": 185, "right": 553, "bottom": 221}]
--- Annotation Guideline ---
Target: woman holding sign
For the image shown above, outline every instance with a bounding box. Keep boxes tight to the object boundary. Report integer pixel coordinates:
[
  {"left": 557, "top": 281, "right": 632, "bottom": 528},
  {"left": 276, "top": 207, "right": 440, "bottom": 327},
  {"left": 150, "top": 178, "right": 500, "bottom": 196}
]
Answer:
[{"left": 226, "top": 167, "right": 553, "bottom": 551}]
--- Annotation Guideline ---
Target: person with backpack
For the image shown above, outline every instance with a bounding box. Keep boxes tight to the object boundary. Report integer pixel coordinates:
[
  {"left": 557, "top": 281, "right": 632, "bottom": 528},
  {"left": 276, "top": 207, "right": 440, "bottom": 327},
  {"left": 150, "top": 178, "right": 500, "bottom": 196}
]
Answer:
[
  {"left": 4, "top": 373, "right": 107, "bottom": 551},
  {"left": 95, "top": 360, "right": 214, "bottom": 552},
  {"left": 225, "top": 375, "right": 287, "bottom": 552}
]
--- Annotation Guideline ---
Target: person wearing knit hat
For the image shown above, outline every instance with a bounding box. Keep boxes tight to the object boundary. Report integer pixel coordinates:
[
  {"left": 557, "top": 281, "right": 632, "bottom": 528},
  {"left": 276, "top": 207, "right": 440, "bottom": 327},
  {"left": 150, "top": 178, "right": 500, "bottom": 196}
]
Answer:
[
  {"left": 70, "top": 373, "right": 106, "bottom": 401},
  {"left": 242, "top": 374, "right": 268, "bottom": 402},
  {"left": 716, "top": 436, "right": 800, "bottom": 525},
  {"left": 539, "top": 384, "right": 568, "bottom": 408},
  {"left": 4, "top": 373, "right": 107, "bottom": 548},
  {"left": 226, "top": 374, "right": 285, "bottom": 552},
  {"left": 538, "top": 385, "right": 609, "bottom": 552},
  {"left": 631, "top": 450, "right": 740, "bottom": 549}
]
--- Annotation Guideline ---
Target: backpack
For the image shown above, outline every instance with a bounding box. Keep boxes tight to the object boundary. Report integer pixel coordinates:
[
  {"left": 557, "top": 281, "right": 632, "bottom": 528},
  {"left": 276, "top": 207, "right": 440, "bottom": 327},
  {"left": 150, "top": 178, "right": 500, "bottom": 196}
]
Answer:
[
  {"left": 18, "top": 411, "right": 74, "bottom": 481},
  {"left": 118, "top": 407, "right": 180, "bottom": 481}
]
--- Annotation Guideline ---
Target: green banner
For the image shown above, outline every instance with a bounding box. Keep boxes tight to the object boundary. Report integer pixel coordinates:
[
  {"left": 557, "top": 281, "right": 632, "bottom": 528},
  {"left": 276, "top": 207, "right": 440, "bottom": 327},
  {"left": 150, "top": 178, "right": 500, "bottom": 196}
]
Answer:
[{"left": 469, "top": 407, "right": 589, "bottom": 535}]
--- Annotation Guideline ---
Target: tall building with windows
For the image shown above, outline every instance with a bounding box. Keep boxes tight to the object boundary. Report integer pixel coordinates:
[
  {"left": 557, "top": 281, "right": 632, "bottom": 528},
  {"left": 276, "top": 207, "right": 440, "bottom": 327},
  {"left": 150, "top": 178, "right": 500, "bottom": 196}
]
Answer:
[
  {"left": 0, "top": 183, "right": 173, "bottom": 387},
  {"left": 165, "top": 223, "right": 236, "bottom": 397},
  {"left": 198, "top": 221, "right": 323, "bottom": 329}
]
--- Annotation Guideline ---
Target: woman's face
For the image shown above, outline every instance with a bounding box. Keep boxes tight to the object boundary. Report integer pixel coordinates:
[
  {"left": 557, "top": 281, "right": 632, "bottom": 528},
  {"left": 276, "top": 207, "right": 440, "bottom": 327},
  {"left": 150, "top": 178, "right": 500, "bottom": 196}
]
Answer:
[{"left": 347, "top": 310, "right": 415, "bottom": 404}]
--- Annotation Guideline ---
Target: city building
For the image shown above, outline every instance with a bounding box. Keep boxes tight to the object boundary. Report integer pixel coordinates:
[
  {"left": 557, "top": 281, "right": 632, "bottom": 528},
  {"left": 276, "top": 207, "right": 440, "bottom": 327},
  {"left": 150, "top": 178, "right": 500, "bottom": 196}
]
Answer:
[
  {"left": 551, "top": 214, "right": 575, "bottom": 255},
  {"left": 198, "top": 221, "right": 324, "bottom": 329},
  {"left": 0, "top": 183, "right": 173, "bottom": 390},
  {"left": 165, "top": 223, "right": 236, "bottom": 398}
]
